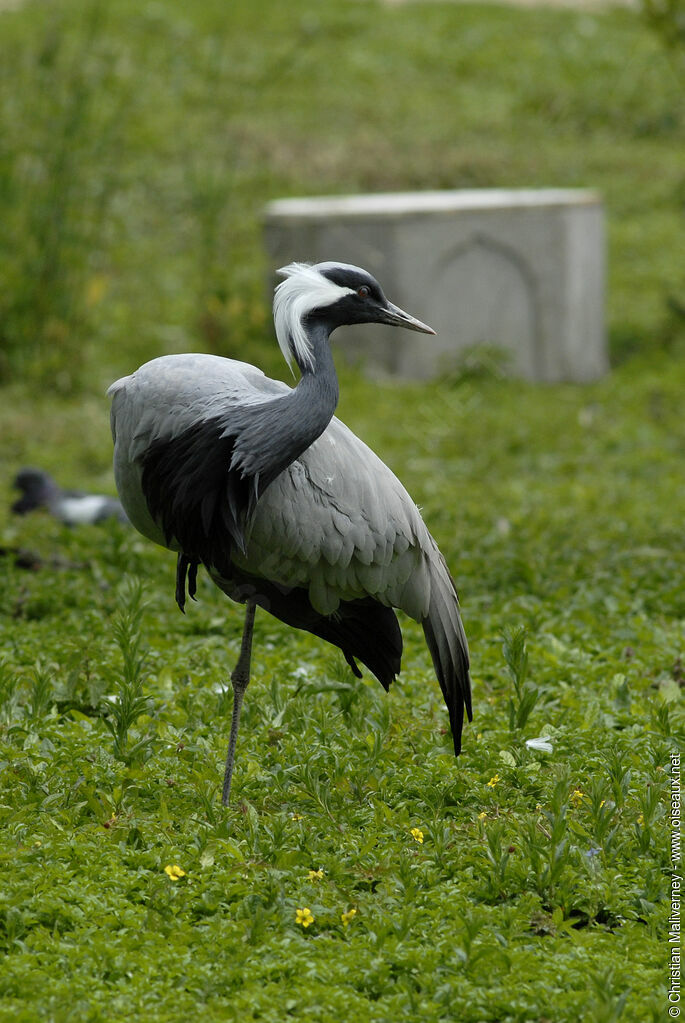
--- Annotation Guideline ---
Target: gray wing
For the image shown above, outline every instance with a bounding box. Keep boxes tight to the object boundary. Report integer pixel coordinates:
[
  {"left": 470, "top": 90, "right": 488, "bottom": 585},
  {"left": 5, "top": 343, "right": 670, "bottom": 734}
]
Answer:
[
  {"left": 239, "top": 416, "right": 472, "bottom": 751},
  {"left": 108, "top": 353, "right": 287, "bottom": 457},
  {"left": 238, "top": 417, "right": 432, "bottom": 618}
]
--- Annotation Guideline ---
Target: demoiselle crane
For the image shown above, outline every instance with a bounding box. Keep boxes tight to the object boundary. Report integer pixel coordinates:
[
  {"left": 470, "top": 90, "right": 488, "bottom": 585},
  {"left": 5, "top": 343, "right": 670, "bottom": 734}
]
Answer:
[{"left": 108, "top": 262, "right": 472, "bottom": 805}]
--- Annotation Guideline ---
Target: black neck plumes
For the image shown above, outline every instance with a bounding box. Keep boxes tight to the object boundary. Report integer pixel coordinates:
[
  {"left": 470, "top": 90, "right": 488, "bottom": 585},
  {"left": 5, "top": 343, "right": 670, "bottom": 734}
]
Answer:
[{"left": 230, "top": 322, "right": 339, "bottom": 497}]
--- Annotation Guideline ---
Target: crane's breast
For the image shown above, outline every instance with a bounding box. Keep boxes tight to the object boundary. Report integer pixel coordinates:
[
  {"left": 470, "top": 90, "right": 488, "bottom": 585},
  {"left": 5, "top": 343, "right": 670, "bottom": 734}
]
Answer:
[{"left": 235, "top": 417, "right": 433, "bottom": 619}]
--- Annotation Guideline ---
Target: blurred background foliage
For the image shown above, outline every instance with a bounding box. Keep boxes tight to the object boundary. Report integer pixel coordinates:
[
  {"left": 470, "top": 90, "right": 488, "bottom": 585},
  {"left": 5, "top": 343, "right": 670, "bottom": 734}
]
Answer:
[
  {"left": 642, "top": 0, "right": 685, "bottom": 58},
  {"left": 0, "top": 0, "right": 682, "bottom": 394}
]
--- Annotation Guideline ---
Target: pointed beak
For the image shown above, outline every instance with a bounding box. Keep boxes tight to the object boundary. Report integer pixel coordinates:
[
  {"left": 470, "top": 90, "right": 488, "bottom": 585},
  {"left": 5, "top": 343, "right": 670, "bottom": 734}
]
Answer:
[{"left": 380, "top": 301, "right": 436, "bottom": 335}]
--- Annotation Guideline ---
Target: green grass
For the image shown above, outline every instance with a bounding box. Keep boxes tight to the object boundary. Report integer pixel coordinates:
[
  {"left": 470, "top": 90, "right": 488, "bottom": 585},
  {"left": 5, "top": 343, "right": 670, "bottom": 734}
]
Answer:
[
  {"left": 0, "top": 0, "right": 683, "bottom": 1020},
  {"left": 0, "top": 357, "right": 681, "bottom": 1021}
]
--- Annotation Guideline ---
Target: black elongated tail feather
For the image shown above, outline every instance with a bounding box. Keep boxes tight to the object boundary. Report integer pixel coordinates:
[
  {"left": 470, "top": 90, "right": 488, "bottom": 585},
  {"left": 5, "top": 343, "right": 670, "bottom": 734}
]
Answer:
[{"left": 422, "top": 555, "right": 472, "bottom": 755}]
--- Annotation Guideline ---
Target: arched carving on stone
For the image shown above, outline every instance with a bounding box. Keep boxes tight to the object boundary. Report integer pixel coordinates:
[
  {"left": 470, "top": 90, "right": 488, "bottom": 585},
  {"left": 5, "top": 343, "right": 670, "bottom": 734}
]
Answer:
[{"left": 429, "top": 234, "right": 543, "bottom": 377}]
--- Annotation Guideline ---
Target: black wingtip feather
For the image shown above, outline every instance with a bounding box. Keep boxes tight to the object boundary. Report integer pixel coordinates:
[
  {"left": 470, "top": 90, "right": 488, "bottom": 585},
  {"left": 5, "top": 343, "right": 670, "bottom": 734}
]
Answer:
[
  {"left": 344, "top": 651, "right": 364, "bottom": 679},
  {"left": 212, "top": 572, "right": 402, "bottom": 695},
  {"left": 141, "top": 417, "right": 252, "bottom": 573},
  {"left": 176, "top": 553, "right": 200, "bottom": 614},
  {"left": 297, "top": 595, "right": 403, "bottom": 693}
]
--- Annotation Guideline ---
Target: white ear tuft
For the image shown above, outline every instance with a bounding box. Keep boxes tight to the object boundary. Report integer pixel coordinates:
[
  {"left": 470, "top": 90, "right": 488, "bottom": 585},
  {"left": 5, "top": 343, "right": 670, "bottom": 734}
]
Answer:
[
  {"left": 276, "top": 261, "right": 312, "bottom": 280},
  {"left": 273, "top": 263, "right": 354, "bottom": 373}
]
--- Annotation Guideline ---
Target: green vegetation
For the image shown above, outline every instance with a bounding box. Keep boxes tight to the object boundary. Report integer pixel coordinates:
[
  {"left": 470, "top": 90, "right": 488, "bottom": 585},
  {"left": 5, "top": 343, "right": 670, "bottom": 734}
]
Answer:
[
  {"left": 0, "top": 0, "right": 683, "bottom": 389},
  {"left": 0, "top": 0, "right": 682, "bottom": 1020}
]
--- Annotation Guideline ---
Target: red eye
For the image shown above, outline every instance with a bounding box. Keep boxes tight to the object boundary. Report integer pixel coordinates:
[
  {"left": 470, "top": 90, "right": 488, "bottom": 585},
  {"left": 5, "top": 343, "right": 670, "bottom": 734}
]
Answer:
[{"left": 357, "top": 285, "right": 370, "bottom": 298}]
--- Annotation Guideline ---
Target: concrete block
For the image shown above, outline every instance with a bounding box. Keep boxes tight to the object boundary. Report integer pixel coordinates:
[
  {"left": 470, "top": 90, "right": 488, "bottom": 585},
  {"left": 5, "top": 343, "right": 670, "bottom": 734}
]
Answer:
[{"left": 264, "top": 189, "right": 608, "bottom": 383}]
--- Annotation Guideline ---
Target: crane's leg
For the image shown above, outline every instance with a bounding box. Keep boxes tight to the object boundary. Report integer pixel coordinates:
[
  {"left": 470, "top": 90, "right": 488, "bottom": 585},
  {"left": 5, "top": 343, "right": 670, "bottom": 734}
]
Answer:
[{"left": 222, "top": 599, "right": 257, "bottom": 806}]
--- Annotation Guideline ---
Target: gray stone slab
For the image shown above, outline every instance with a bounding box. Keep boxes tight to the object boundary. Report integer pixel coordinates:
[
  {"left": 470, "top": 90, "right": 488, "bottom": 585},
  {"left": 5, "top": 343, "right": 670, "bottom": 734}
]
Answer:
[{"left": 264, "top": 189, "right": 608, "bottom": 382}]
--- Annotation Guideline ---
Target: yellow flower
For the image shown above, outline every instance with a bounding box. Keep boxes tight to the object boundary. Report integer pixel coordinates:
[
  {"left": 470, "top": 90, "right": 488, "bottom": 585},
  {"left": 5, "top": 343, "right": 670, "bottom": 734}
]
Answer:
[
  {"left": 410, "top": 827, "right": 424, "bottom": 844},
  {"left": 291, "top": 813, "right": 303, "bottom": 821},
  {"left": 164, "top": 864, "right": 186, "bottom": 881},
  {"left": 570, "top": 789, "right": 585, "bottom": 808},
  {"left": 341, "top": 908, "right": 358, "bottom": 927},
  {"left": 637, "top": 813, "right": 644, "bottom": 826},
  {"left": 308, "top": 869, "right": 324, "bottom": 880},
  {"left": 487, "top": 774, "right": 500, "bottom": 788},
  {"left": 477, "top": 811, "right": 487, "bottom": 821},
  {"left": 599, "top": 799, "right": 606, "bottom": 809},
  {"left": 295, "top": 907, "right": 314, "bottom": 928}
]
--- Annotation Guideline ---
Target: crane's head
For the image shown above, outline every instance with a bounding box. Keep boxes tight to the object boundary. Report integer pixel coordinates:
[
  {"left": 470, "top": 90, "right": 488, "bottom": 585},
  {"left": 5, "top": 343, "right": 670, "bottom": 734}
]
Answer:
[{"left": 274, "top": 261, "right": 435, "bottom": 372}]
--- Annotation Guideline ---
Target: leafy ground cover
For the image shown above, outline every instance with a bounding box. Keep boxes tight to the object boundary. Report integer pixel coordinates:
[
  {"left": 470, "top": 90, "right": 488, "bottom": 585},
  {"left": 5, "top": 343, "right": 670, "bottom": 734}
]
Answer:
[
  {"left": 0, "top": 0, "right": 683, "bottom": 1020},
  {"left": 1, "top": 356, "right": 681, "bottom": 1021}
]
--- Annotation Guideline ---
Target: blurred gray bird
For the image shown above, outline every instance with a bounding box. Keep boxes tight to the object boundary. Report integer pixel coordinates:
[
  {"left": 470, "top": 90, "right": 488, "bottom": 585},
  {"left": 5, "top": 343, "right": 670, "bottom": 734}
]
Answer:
[
  {"left": 12, "top": 468, "right": 129, "bottom": 526},
  {"left": 108, "top": 261, "right": 472, "bottom": 804}
]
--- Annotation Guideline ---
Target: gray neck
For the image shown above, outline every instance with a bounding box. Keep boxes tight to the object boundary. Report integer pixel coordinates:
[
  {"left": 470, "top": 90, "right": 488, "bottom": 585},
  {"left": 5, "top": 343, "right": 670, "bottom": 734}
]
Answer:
[{"left": 230, "top": 323, "right": 339, "bottom": 494}]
